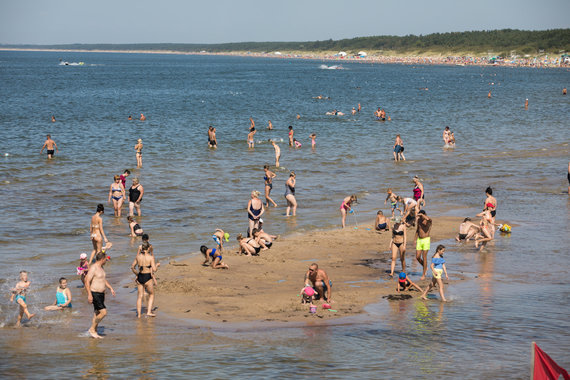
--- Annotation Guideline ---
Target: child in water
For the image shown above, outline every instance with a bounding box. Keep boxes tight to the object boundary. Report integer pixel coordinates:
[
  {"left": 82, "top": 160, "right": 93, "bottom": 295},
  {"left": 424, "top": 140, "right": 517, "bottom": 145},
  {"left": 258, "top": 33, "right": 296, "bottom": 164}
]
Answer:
[
  {"left": 200, "top": 245, "right": 229, "bottom": 269},
  {"left": 127, "top": 215, "right": 143, "bottom": 237},
  {"left": 384, "top": 189, "right": 401, "bottom": 218},
  {"left": 293, "top": 138, "right": 302, "bottom": 148},
  {"left": 10, "top": 271, "right": 35, "bottom": 326},
  {"left": 77, "top": 253, "right": 89, "bottom": 285},
  {"left": 395, "top": 272, "right": 423, "bottom": 293},
  {"left": 309, "top": 133, "right": 316, "bottom": 148},
  {"left": 421, "top": 245, "right": 449, "bottom": 302},
  {"left": 44, "top": 277, "right": 72, "bottom": 310}
]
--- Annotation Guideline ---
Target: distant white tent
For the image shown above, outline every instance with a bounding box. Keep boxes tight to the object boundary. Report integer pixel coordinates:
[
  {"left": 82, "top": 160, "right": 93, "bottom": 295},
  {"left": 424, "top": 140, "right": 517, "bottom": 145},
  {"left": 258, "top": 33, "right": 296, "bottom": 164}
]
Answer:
[
  {"left": 338, "top": 51, "right": 347, "bottom": 57},
  {"left": 358, "top": 51, "right": 367, "bottom": 57},
  {"left": 274, "top": 51, "right": 282, "bottom": 55}
]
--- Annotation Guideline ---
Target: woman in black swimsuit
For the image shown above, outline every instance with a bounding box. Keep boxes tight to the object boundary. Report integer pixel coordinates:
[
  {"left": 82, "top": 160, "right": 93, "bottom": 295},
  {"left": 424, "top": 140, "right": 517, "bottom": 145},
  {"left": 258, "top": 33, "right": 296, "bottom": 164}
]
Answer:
[
  {"left": 130, "top": 241, "right": 157, "bottom": 318},
  {"left": 128, "top": 178, "right": 144, "bottom": 217},
  {"left": 390, "top": 219, "right": 407, "bottom": 276},
  {"left": 247, "top": 190, "right": 265, "bottom": 237}
]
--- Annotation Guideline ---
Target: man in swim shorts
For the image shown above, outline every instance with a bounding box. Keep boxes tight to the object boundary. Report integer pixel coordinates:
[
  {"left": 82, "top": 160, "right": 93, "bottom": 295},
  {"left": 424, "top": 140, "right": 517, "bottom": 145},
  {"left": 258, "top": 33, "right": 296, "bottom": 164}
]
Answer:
[
  {"left": 304, "top": 263, "right": 332, "bottom": 302},
  {"left": 85, "top": 251, "right": 115, "bottom": 339},
  {"left": 40, "top": 134, "right": 58, "bottom": 159},
  {"left": 415, "top": 210, "right": 432, "bottom": 280}
]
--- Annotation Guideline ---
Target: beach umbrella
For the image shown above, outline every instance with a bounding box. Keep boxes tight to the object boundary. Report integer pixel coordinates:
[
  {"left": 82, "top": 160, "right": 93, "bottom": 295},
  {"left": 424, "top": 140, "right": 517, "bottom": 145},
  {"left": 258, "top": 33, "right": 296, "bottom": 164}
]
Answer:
[
  {"left": 338, "top": 51, "right": 347, "bottom": 57},
  {"left": 358, "top": 51, "right": 367, "bottom": 57}
]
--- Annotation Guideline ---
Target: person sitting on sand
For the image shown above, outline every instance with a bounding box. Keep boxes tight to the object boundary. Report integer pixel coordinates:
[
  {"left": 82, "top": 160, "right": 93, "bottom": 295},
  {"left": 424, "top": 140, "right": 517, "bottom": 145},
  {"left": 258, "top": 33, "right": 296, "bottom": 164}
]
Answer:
[
  {"left": 300, "top": 286, "right": 315, "bottom": 305},
  {"left": 304, "top": 263, "right": 332, "bottom": 302},
  {"left": 375, "top": 210, "right": 390, "bottom": 232},
  {"left": 200, "top": 245, "right": 229, "bottom": 269},
  {"left": 252, "top": 228, "right": 272, "bottom": 249},
  {"left": 396, "top": 272, "right": 423, "bottom": 293},
  {"left": 385, "top": 189, "right": 401, "bottom": 218},
  {"left": 421, "top": 245, "right": 448, "bottom": 302},
  {"left": 44, "top": 277, "right": 72, "bottom": 310},
  {"left": 236, "top": 233, "right": 257, "bottom": 256},
  {"left": 455, "top": 217, "right": 480, "bottom": 242},
  {"left": 10, "top": 271, "right": 35, "bottom": 326},
  {"left": 257, "top": 219, "right": 277, "bottom": 243}
]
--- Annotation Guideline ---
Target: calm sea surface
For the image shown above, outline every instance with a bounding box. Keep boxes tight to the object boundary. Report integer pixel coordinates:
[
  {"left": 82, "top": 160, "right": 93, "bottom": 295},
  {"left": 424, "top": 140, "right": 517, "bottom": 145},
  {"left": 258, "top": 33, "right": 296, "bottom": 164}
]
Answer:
[{"left": 0, "top": 51, "right": 569, "bottom": 378}]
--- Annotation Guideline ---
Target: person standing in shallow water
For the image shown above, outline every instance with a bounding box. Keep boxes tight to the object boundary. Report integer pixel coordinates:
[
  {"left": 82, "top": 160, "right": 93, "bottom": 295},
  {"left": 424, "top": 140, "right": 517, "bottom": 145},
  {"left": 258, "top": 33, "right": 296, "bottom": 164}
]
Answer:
[
  {"left": 108, "top": 175, "right": 125, "bottom": 217},
  {"left": 393, "top": 134, "right": 405, "bottom": 161},
  {"left": 285, "top": 171, "right": 297, "bottom": 216},
  {"left": 40, "top": 134, "right": 58, "bottom": 159},
  {"left": 134, "top": 139, "right": 143, "bottom": 168},
  {"left": 85, "top": 252, "right": 115, "bottom": 338},
  {"left": 89, "top": 204, "right": 109, "bottom": 264},
  {"left": 131, "top": 241, "right": 157, "bottom": 318},
  {"left": 263, "top": 165, "right": 277, "bottom": 207},
  {"left": 415, "top": 210, "right": 432, "bottom": 280},
  {"left": 128, "top": 178, "right": 144, "bottom": 217}
]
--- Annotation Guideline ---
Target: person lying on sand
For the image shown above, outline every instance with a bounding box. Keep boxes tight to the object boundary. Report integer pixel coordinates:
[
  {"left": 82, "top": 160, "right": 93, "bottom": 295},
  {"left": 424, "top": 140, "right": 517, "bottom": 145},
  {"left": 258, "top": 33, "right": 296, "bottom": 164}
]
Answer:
[{"left": 304, "top": 263, "right": 332, "bottom": 302}]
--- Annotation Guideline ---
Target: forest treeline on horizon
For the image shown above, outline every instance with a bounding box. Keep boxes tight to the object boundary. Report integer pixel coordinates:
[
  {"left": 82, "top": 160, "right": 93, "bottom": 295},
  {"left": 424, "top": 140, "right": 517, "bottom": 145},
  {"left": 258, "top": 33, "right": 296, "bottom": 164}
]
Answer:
[{"left": 3, "top": 29, "right": 569, "bottom": 56}]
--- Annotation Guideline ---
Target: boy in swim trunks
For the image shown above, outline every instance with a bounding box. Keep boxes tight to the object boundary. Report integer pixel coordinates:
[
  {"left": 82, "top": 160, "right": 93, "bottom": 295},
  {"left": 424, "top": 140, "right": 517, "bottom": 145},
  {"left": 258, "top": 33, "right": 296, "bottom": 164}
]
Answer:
[
  {"left": 40, "top": 134, "right": 58, "bottom": 159},
  {"left": 395, "top": 272, "right": 423, "bottom": 293},
  {"left": 415, "top": 210, "right": 432, "bottom": 280},
  {"left": 10, "top": 271, "right": 35, "bottom": 326},
  {"left": 212, "top": 228, "right": 227, "bottom": 253},
  {"left": 44, "top": 277, "right": 72, "bottom": 310},
  {"left": 385, "top": 189, "right": 401, "bottom": 218}
]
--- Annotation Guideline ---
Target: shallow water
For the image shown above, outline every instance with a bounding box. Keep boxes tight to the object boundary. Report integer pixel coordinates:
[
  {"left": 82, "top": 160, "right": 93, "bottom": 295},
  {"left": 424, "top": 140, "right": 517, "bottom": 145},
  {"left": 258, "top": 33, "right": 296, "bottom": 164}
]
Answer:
[{"left": 0, "top": 51, "right": 569, "bottom": 378}]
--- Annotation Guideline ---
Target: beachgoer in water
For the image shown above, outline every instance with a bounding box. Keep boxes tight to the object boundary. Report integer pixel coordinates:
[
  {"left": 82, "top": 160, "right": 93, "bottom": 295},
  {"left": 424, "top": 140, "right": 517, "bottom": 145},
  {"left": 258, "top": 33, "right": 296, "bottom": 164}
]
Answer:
[
  {"left": 131, "top": 241, "right": 158, "bottom": 317},
  {"left": 89, "top": 204, "right": 109, "bottom": 264},
  {"left": 10, "top": 271, "right": 35, "bottom": 326},
  {"left": 236, "top": 233, "right": 257, "bottom": 256},
  {"left": 120, "top": 169, "right": 130, "bottom": 189},
  {"left": 128, "top": 115, "right": 132, "bottom": 120},
  {"left": 208, "top": 126, "right": 217, "bottom": 148},
  {"left": 398, "top": 196, "right": 417, "bottom": 226},
  {"left": 293, "top": 138, "right": 302, "bottom": 148},
  {"left": 357, "top": 103, "right": 361, "bottom": 112},
  {"left": 375, "top": 210, "right": 390, "bottom": 232},
  {"left": 412, "top": 176, "right": 426, "bottom": 210},
  {"left": 285, "top": 171, "right": 297, "bottom": 216},
  {"left": 288, "top": 126, "right": 294, "bottom": 146},
  {"left": 135, "top": 139, "right": 143, "bottom": 168},
  {"left": 128, "top": 178, "right": 144, "bottom": 216},
  {"left": 488, "top": 90, "right": 492, "bottom": 98},
  {"left": 449, "top": 131, "right": 456, "bottom": 146},
  {"left": 393, "top": 134, "right": 405, "bottom": 161},
  {"left": 40, "top": 134, "right": 58, "bottom": 159},
  {"left": 396, "top": 272, "right": 423, "bottom": 293},
  {"left": 304, "top": 263, "right": 332, "bottom": 302},
  {"left": 212, "top": 228, "right": 227, "bottom": 252},
  {"left": 247, "top": 128, "right": 256, "bottom": 148},
  {"left": 421, "top": 245, "right": 448, "bottom": 302},
  {"left": 525, "top": 98, "right": 529, "bottom": 110},
  {"left": 249, "top": 117, "right": 255, "bottom": 131},
  {"left": 443, "top": 126, "right": 451, "bottom": 145},
  {"left": 201, "top": 245, "right": 229, "bottom": 269},
  {"left": 127, "top": 215, "right": 143, "bottom": 237},
  {"left": 390, "top": 217, "right": 407, "bottom": 276},
  {"left": 140, "top": 113, "right": 146, "bottom": 121},
  {"left": 263, "top": 165, "right": 277, "bottom": 207},
  {"left": 484, "top": 187, "right": 497, "bottom": 219},
  {"left": 270, "top": 140, "right": 281, "bottom": 167},
  {"left": 340, "top": 195, "right": 357, "bottom": 228},
  {"left": 51, "top": 115, "right": 56, "bottom": 122},
  {"left": 385, "top": 189, "right": 401, "bottom": 218},
  {"left": 310, "top": 133, "right": 316, "bottom": 148},
  {"left": 563, "top": 88, "right": 567, "bottom": 95},
  {"left": 44, "top": 277, "right": 72, "bottom": 310},
  {"left": 474, "top": 209, "right": 494, "bottom": 251},
  {"left": 77, "top": 253, "right": 89, "bottom": 285},
  {"left": 455, "top": 217, "right": 480, "bottom": 242},
  {"left": 351, "top": 107, "right": 356, "bottom": 115},
  {"left": 85, "top": 251, "right": 116, "bottom": 338},
  {"left": 296, "top": 114, "right": 301, "bottom": 120},
  {"left": 415, "top": 210, "right": 432, "bottom": 280},
  {"left": 108, "top": 175, "right": 126, "bottom": 217},
  {"left": 247, "top": 190, "right": 265, "bottom": 236},
  {"left": 267, "top": 120, "right": 273, "bottom": 130}
]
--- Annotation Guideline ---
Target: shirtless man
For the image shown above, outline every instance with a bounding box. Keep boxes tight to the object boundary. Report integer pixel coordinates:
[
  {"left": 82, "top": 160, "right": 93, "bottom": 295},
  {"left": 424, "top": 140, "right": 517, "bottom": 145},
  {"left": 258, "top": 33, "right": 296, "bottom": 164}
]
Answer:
[
  {"left": 271, "top": 140, "right": 281, "bottom": 167},
  {"left": 443, "top": 126, "right": 451, "bottom": 145},
  {"left": 247, "top": 128, "right": 256, "bottom": 148},
  {"left": 393, "top": 134, "right": 405, "bottom": 161},
  {"left": 40, "top": 134, "right": 58, "bottom": 159},
  {"left": 415, "top": 210, "right": 432, "bottom": 280},
  {"left": 208, "top": 126, "right": 217, "bottom": 148},
  {"left": 51, "top": 115, "right": 56, "bottom": 122},
  {"left": 304, "top": 263, "right": 332, "bottom": 302},
  {"left": 357, "top": 103, "right": 361, "bottom": 112},
  {"left": 267, "top": 120, "right": 273, "bottom": 130},
  {"left": 140, "top": 113, "right": 146, "bottom": 121},
  {"left": 455, "top": 217, "right": 480, "bottom": 242},
  {"left": 85, "top": 252, "right": 115, "bottom": 339}
]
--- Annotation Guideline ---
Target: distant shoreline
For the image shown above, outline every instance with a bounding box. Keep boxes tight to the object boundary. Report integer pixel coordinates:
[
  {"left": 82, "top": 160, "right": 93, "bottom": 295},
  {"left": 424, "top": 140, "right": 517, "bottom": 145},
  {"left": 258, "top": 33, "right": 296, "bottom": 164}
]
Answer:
[{"left": 1, "top": 47, "right": 566, "bottom": 68}]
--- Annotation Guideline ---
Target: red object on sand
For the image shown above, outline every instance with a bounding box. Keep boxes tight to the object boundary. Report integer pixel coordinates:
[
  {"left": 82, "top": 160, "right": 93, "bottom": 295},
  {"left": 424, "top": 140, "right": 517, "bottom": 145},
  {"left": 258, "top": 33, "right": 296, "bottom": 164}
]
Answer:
[
  {"left": 322, "top": 303, "right": 331, "bottom": 309},
  {"left": 531, "top": 342, "right": 569, "bottom": 380}
]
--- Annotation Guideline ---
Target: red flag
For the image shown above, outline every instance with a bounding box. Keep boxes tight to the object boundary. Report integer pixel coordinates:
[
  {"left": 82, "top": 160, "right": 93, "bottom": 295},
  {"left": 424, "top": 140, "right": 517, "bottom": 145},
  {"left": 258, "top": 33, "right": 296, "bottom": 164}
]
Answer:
[{"left": 532, "top": 342, "right": 570, "bottom": 380}]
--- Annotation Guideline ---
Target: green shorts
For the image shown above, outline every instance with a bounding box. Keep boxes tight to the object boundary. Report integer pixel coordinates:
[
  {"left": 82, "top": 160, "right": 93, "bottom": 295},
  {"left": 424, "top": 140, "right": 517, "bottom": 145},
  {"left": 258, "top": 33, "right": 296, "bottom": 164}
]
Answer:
[{"left": 416, "top": 237, "right": 431, "bottom": 251}]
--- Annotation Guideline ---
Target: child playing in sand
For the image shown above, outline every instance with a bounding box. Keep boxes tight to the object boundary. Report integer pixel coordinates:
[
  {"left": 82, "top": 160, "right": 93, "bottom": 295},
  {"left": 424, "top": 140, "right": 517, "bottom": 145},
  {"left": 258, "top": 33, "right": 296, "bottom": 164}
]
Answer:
[
  {"left": 384, "top": 189, "right": 401, "bottom": 218},
  {"left": 200, "top": 245, "right": 229, "bottom": 269},
  {"left": 212, "top": 228, "right": 228, "bottom": 252},
  {"left": 421, "top": 245, "right": 449, "bottom": 302},
  {"left": 77, "top": 253, "right": 89, "bottom": 285},
  {"left": 300, "top": 286, "right": 315, "bottom": 305},
  {"left": 395, "top": 272, "right": 423, "bottom": 293},
  {"left": 310, "top": 133, "right": 316, "bottom": 148},
  {"left": 10, "top": 271, "right": 35, "bottom": 326},
  {"left": 375, "top": 210, "right": 390, "bottom": 231},
  {"left": 44, "top": 277, "right": 72, "bottom": 310}
]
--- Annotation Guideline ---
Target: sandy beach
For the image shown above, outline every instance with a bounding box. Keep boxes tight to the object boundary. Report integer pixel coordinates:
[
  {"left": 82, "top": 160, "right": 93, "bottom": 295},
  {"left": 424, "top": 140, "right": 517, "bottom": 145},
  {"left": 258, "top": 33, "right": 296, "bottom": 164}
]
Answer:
[{"left": 150, "top": 215, "right": 473, "bottom": 323}]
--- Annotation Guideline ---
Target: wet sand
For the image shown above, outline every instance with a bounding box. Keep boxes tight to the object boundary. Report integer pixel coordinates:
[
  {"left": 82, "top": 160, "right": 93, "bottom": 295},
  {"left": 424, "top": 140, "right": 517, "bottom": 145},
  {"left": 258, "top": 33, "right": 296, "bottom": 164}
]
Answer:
[{"left": 152, "top": 215, "right": 471, "bottom": 323}]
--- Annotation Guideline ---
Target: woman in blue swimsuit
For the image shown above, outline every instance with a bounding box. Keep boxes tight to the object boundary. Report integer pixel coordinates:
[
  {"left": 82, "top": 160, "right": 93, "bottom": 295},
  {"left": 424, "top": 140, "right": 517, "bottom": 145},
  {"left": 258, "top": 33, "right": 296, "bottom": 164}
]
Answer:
[
  {"left": 247, "top": 190, "right": 265, "bottom": 237},
  {"left": 108, "top": 175, "right": 126, "bottom": 217}
]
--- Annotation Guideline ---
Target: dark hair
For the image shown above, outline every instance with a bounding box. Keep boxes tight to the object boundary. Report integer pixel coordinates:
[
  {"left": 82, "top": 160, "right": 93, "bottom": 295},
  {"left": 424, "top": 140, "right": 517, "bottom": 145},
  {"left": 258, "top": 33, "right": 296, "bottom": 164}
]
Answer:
[
  {"left": 288, "top": 126, "right": 293, "bottom": 130},
  {"left": 59, "top": 277, "right": 67, "bottom": 284},
  {"left": 435, "top": 244, "right": 445, "bottom": 253},
  {"left": 486, "top": 187, "right": 493, "bottom": 195},
  {"left": 97, "top": 204, "right": 104, "bottom": 213},
  {"left": 96, "top": 252, "right": 107, "bottom": 261},
  {"left": 251, "top": 127, "right": 255, "bottom": 131},
  {"left": 200, "top": 245, "right": 208, "bottom": 256},
  {"left": 264, "top": 165, "right": 269, "bottom": 169},
  {"left": 124, "top": 169, "right": 131, "bottom": 175},
  {"left": 141, "top": 241, "right": 150, "bottom": 252},
  {"left": 463, "top": 217, "right": 471, "bottom": 222},
  {"left": 418, "top": 210, "right": 426, "bottom": 215},
  {"left": 251, "top": 228, "right": 259, "bottom": 235},
  {"left": 142, "top": 234, "right": 149, "bottom": 241}
]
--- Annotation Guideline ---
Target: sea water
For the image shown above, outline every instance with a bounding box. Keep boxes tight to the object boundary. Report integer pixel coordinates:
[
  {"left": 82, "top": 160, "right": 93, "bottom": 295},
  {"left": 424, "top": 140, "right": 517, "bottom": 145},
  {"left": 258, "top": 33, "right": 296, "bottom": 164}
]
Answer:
[{"left": 0, "top": 51, "right": 569, "bottom": 378}]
